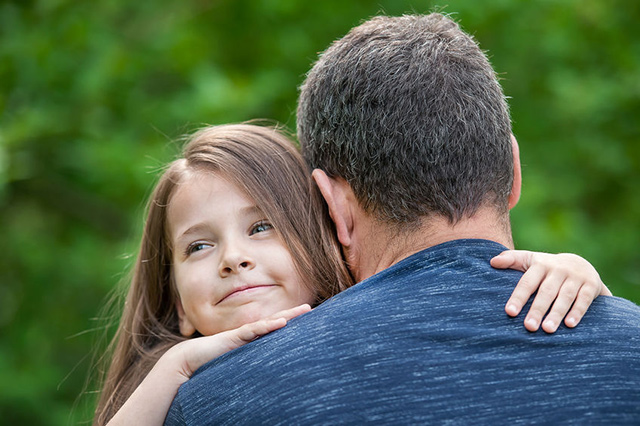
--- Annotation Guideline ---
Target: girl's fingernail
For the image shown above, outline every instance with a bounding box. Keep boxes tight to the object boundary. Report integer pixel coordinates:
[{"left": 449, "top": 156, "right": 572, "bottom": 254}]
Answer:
[
  {"left": 566, "top": 317, "right": 576, "bottom": 327},
  {"left": 506, "top": 304, "right": 518, "bottom": 316},
  {"left": 525, "top": 318, "right": 538, "bottom": 330}
]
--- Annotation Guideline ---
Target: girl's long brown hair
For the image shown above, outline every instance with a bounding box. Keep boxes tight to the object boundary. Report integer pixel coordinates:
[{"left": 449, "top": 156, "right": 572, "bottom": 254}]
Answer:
[{"left": 93, "top": 124, "right": 353, "bottom": 425}]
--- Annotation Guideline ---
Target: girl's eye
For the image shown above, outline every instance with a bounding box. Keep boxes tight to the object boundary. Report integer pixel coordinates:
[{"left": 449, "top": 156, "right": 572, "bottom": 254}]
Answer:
[
  {"left": 186, "top": 242, "right": 211, "bottom": 255},
  {"left": 250, "top": 220, "right": 273, "bottom": 235}
]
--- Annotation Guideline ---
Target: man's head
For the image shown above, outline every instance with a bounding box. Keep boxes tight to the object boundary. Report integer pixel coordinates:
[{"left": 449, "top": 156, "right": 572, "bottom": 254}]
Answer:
[{"left": 298, "top": 13, "right": 516, "bottom": 229}]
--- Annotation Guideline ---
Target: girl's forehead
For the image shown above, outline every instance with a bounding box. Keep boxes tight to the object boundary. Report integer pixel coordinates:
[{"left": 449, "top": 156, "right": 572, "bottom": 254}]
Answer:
[
  {"left": 172, "top": 171, "right": 249, "bottom": 207},
  {"left": 168, "top": 170, "right": 265, "bottom": 226}
]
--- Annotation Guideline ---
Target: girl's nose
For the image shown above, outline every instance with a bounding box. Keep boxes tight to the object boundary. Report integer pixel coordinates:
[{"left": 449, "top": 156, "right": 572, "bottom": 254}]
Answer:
[{"left": 218, "top": 244, "right": 255, "bottom": 277}]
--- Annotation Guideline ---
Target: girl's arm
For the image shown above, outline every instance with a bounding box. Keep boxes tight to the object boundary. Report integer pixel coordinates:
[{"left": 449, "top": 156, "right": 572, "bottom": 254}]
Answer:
[
  {"left": 106, "top": 304, "right": 311, "bottom": 426},
  {"left": 492, "top": 251, "right": 611, "bottom": 333}
]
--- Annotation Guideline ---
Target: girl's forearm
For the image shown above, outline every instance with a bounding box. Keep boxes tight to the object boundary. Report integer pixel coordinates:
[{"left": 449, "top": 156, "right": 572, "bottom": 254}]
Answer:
[{"left": 106, "top": 351, "right": 187, "bottom": 426}]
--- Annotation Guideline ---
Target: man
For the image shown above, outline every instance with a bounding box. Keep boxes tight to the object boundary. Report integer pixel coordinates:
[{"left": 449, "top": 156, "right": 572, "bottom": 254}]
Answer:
[{"left": 165, "top": 13, "right": 640, "bottom": 424}]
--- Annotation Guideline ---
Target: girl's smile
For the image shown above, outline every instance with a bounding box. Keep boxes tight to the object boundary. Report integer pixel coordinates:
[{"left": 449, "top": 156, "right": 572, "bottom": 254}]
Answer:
[{"left": 218, "top": 284, "right": 278, "bottom": 304}]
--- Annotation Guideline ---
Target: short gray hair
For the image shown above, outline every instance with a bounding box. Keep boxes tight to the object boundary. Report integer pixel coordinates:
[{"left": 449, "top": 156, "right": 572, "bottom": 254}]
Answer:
[{"left": 297, "top": 13, "right": 513, "bottom": 225}]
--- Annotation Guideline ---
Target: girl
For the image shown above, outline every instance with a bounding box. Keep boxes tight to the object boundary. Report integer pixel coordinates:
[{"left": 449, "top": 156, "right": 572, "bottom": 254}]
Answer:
[{"left": 95, "top": 124, "right": 610, "bottom": 425}]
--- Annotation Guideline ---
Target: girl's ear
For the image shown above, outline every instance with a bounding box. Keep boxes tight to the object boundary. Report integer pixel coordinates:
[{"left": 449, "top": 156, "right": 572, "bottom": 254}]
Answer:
[
  {"left": 175, "top": 297, "right": 196, "bottom": 337},
  {"left": 312, "top": 169, "right": 354, "bottom": 248}
]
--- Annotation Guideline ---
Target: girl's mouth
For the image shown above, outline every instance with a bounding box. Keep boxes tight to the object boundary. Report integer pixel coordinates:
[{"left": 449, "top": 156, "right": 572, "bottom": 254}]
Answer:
[{"left": 218, "top": 285, "right": 276, "bottom": 304}]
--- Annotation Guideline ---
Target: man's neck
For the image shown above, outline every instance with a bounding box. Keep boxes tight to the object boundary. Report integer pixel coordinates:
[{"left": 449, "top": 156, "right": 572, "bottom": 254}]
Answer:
[{"left": 347, "top": 208, "right": 513, "bottom": 283}]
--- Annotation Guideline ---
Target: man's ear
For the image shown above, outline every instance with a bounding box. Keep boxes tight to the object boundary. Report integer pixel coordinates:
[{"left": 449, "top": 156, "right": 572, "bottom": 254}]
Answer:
[
  {"left": 175, "top": 297, "right": 196, "bottom": 337},
  {"left": 312, "top": 169, "right": 354, "bottom": 248},
  {"left": 508, "top": 134, "right": 522, "bottom": 209}
]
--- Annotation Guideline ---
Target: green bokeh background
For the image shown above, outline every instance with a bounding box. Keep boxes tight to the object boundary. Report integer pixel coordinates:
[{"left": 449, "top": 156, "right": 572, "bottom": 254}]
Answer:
[{"left": 1, "top": 0, "right": 638, "bottom": 424}]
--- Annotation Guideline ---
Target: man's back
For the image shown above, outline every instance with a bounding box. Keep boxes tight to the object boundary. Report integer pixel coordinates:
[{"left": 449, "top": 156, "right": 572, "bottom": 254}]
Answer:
[{"left": 165, "top": 239, "right": 640, "bottom": 425}]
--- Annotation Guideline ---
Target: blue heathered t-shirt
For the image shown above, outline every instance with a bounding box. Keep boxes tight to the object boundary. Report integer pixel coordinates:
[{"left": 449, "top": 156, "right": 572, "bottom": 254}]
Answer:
[{"left": 165, "top": 239, "right": 640, "bottom": 425}]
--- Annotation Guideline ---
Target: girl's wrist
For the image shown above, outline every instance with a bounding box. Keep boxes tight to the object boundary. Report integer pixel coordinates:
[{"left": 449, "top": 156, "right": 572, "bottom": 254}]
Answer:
[{"left": 151, "top": 345, "right": 192, "bottom": 386}]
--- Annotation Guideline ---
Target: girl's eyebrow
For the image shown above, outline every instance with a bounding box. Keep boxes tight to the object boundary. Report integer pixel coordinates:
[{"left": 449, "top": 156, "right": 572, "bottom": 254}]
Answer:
[
  {"left": 239, "top": 205, "right": 263, "bottom": 217},
  {"left": 175, "top": 223, "right": 210, "bottom": 242}
]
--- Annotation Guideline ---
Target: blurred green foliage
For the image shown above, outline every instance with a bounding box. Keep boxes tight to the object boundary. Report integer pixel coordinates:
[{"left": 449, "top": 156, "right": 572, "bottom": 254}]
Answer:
[{"left": 0, "top": 0, "right": 638, "bottom": 424}]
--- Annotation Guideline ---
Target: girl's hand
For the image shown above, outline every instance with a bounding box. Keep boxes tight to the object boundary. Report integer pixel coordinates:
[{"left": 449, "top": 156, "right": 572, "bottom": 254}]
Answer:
[
  {"left": 491, "top": 251, "right": 612, "bottom": 334},
  {"left": 171, "top": 303, "right": 313, "bottom": 379},
  {"left": 107, "top": 304, "right": 311, "bottom": 426}
]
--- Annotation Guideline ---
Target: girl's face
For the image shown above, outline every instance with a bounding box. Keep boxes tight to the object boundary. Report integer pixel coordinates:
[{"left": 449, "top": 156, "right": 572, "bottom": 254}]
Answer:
[{"left": 168, "top": 172, "right": 315, "bottom": 337}]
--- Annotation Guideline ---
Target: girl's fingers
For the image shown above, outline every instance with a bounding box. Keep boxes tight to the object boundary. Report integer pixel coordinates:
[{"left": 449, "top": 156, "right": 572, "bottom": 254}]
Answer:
[
  {"left": 505, "top": 264, "right": 547, "bottom": 317},
  {"left": 235, "top": 318, "right": 288, "bottom": 343},
  {"left": 540, "top": 278, "right": 580, "bottom": 333},
  {"left": 523, "top": 269, "right": 566, "bottom": 332},
  {"left": 564, "top": 282, "right": 600, "bottom": 328},
  {"left": 183, "top": 317, "right": 291, "bottom": 374},
  {"left": 234, "top": 304, "right": 312, "bottom": 344},
  {"left": 491, "top": 250, "right": 534, "bottom": 272},
  {"left": 180, "top": 305, "right": 313, "bottom": 375},
  {"left": 496, "top": 250, "right": 607, "bottom": 332},
  {"left": 266, "top": 304, "right": 312, "bottom": 322}
]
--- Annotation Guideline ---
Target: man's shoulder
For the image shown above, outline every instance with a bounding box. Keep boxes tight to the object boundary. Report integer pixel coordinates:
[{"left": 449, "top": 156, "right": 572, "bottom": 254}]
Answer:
[{"left": 581, "top": 294, "right": 640, "bottom": 329}]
